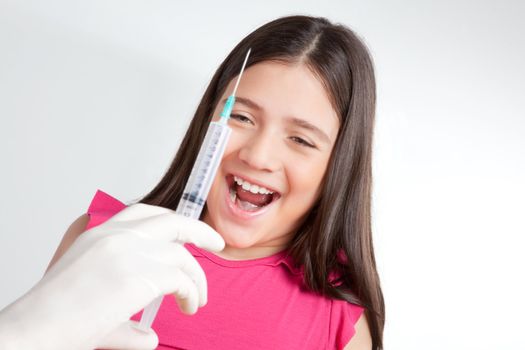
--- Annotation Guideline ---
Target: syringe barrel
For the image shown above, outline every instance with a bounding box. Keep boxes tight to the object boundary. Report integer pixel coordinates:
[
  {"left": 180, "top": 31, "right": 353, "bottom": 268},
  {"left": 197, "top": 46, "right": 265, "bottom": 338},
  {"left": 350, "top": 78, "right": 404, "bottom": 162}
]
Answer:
[
  {"left": 138, "top": 120, "right": 231, "bottom": 330},
  {"left": 176, "top": 121, "right": 231, "bottom": 218}
]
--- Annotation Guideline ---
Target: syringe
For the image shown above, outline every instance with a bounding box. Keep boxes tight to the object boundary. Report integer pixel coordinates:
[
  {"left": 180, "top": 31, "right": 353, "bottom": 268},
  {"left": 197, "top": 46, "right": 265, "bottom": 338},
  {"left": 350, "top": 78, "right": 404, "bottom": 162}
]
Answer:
[{"left": 138, "top": 48, "right": 252, "bottom": 330}]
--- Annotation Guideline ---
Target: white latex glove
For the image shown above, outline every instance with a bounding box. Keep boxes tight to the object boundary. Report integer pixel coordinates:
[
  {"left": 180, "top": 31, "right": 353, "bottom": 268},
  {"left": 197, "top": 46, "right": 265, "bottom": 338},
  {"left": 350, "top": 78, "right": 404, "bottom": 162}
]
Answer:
[{"left": 0, "top": 203, "right": 224, "bottom": 350}]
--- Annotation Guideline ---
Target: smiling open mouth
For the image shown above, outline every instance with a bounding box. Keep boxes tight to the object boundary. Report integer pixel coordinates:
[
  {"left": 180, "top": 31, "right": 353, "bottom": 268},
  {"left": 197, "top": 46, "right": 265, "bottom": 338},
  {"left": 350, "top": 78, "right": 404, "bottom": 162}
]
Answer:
[{"left": 226, "top": 174, "right": 281, "bottom": 212}]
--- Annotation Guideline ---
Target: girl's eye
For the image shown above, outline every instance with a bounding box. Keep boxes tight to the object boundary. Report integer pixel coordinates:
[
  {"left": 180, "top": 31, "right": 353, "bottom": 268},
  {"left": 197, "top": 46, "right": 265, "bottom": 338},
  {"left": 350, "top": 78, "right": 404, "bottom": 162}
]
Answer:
[
  {"left": 230, "top": 114, "right": 253, "bottom": 124},
  {"left": 290, "top": 136, "right": 316, "bottom": 148}
]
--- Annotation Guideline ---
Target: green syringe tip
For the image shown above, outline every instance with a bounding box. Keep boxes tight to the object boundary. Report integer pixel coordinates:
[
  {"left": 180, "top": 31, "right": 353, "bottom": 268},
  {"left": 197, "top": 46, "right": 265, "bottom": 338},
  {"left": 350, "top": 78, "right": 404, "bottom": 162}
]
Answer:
[{"left": 220, "top": 95, "right": 235, "bottom": 120}]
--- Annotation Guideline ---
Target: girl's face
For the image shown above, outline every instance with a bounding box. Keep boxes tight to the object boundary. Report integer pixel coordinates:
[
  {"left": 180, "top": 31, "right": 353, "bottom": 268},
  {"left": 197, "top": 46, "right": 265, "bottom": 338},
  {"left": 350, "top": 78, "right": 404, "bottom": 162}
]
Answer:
[{"left": 202, "top": 61, "right": 339, "bottom": 259}]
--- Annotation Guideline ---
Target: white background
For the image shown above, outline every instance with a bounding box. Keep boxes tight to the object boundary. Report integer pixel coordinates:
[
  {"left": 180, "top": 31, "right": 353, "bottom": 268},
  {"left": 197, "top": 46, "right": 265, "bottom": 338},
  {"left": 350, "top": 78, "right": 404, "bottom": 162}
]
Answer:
[{"left": 1, "top": 1, "right": 524, "bottom": 349}]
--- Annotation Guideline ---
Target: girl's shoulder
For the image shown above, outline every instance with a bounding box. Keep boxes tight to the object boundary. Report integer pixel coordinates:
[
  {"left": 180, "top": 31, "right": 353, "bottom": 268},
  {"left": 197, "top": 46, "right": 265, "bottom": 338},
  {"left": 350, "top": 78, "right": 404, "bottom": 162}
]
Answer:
[{"left": 85, "top": 189, "right": 127, "bottom": 230}]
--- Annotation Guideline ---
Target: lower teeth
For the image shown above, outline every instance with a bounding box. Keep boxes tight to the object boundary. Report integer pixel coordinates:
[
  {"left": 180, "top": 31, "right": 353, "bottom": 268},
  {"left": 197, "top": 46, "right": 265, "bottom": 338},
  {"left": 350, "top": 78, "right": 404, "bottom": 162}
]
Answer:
[{"left": 229, "top": 188, "right": 262, "bottom": 212}]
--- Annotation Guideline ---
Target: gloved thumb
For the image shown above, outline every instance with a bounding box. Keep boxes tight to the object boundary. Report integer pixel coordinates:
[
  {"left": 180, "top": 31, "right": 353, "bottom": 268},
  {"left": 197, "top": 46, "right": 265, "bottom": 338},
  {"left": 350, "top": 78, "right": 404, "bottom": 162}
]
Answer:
[{"left": 97, "top": 320, "right": 159, "bottom": 350}]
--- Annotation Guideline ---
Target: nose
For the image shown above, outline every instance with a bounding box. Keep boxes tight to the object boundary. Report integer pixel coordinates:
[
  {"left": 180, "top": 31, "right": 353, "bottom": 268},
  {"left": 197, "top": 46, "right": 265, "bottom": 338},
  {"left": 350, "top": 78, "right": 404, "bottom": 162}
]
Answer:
[{"left": 238, "top": 130, "right": 281, "bottom": 172}]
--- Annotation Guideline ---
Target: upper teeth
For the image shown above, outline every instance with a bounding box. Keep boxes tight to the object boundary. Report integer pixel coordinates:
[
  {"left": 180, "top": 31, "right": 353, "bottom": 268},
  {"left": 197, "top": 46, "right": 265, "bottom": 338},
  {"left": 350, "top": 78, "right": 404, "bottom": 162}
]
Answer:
[{"left": 234, "top": 176, "right": 274, "bottom": 195}]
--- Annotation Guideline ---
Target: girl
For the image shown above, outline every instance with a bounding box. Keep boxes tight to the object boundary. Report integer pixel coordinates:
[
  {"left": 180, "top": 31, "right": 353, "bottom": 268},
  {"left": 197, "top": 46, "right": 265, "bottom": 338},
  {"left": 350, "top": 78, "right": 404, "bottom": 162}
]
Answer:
[{"left": 48, "top": 15, "right": 385, "bottom": 350}]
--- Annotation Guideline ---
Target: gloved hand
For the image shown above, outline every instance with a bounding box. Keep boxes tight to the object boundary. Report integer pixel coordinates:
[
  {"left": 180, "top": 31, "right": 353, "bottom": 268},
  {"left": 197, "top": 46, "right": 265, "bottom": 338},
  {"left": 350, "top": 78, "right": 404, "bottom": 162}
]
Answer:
[{"left": 0, "top": 203, "right": 225, "bottom": 350}]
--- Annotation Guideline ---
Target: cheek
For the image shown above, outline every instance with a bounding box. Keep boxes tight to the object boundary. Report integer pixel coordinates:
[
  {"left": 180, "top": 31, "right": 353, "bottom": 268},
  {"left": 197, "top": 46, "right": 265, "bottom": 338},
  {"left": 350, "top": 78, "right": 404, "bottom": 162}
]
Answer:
[
  {"left": 286, "top": 160, "right": 327, "bottom": 204},
  {"left": 207, "top": 173, "right": 223, "bottom": 211},
  {"left": 225, "top": 127, "right": 252, "bottom": 152}
]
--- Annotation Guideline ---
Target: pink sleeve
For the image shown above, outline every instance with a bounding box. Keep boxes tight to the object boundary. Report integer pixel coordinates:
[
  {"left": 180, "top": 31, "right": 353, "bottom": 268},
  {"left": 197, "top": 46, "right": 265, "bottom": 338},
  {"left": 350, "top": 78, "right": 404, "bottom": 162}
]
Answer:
[
  {"left": 85, "top": 189, "right": 127, "bottom": 231},
  {"left": 329, "top": 299, "right": 365, "bottom": 350}
]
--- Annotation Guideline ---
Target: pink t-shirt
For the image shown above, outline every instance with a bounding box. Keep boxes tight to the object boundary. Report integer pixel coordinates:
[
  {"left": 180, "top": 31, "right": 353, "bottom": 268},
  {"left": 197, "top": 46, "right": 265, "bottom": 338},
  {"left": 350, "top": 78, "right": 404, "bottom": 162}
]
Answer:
[{"left": 85, "top": 189, "right": 364, "bottom": 350}]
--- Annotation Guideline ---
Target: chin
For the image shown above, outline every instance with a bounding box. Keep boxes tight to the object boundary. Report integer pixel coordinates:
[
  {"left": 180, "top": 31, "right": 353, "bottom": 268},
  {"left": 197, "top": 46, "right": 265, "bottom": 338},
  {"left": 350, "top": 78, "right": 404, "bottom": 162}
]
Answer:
[{"left": 215, "top": 223, "right": 260, "bottom": 249}]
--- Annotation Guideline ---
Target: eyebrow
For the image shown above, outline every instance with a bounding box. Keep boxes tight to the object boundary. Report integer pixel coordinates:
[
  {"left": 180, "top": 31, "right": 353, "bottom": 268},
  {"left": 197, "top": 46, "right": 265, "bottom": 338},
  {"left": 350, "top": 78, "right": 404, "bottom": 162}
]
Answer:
[
  {"left": 222, "top": 96, "right": 263, "bottom": 111},
  {"left": 222, "top": 96, "right": 332, "bottom": 144}
]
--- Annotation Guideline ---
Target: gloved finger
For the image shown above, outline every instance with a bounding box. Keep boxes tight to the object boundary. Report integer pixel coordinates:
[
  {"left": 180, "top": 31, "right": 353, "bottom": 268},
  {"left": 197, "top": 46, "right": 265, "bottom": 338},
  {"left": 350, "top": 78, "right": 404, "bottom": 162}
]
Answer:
[
  {"left": 167, "top": 267, "right": 201, "bottom": 315},
  {"left": 135, "top": 241, "right": 208, "bottom": 306},
  {"left": 132, "top": 213, "right": 225, "bottom": 252},
  {"left": 138, "top": 263, "right": 202, "bottom": 315},
  {"left": 109, "top": 203, "right": 173, "bottom": 222},
  {"left": 97, "top": 320, "right": 158, "bottom": 350},
  {"left": 175, "top": 291, "right": 201, "bottom": 317},
  {"left": 170, "top": 244, "right": 208, "bottom": 306}
]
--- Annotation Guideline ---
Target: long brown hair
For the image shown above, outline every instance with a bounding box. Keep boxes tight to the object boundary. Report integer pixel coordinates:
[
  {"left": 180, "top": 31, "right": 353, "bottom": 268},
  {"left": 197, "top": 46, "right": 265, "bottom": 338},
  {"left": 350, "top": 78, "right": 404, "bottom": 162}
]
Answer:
[{"left": 137, "top": 15, "right": 384, "bottom": 349}]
